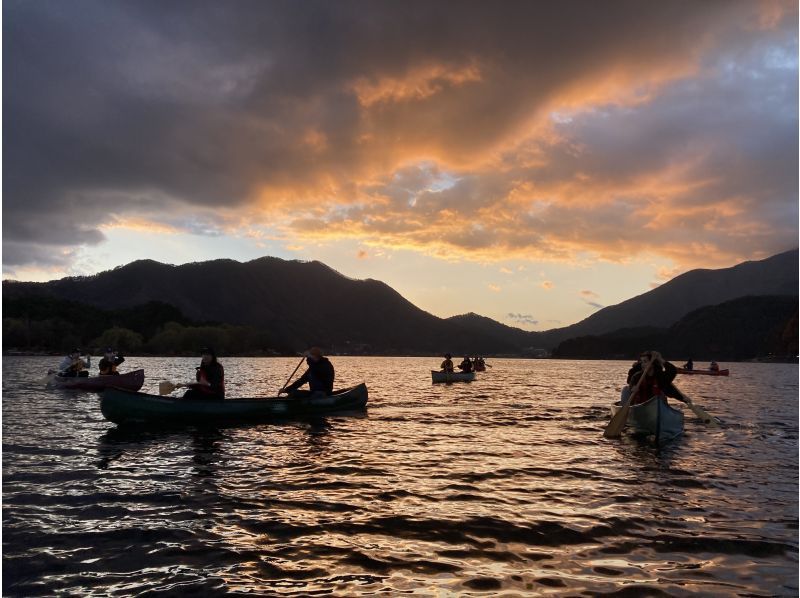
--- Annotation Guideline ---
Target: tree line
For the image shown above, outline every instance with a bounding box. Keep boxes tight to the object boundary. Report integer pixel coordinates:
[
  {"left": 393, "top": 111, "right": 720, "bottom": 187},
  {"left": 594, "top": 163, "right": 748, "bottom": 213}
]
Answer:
[{"left": 2, "top": 297, "right": 291, "bottom": 356}]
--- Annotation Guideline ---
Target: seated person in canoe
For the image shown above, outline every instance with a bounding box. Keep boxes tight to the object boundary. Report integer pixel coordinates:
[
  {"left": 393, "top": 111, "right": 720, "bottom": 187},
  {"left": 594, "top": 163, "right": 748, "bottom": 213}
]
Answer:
[
  {"left": 282, "top": 347, "right": 335, "bottom": 397},
  {"left": 182, "top": 347, "right": 225, "bottom": 400},
  {"left": 681, "top": 358, "right": 694, "bottom": 371},
  {"left": 57, "top": 348, "right": 90, "bottom": 377},
  {"left": 458, "top": 356, "right": 473, "bottom": 373},
  {"left": 99, "top": 347, "right": 125, "bottom": 375},
  {"left": 440, "top": 353, "right": 454, "bottom": 372},
  {"left": 623, "top": 350, "right": 680, "bottom": 406},
  {"left": 709, "top": 361, "right": 720, "bottom": 372}
]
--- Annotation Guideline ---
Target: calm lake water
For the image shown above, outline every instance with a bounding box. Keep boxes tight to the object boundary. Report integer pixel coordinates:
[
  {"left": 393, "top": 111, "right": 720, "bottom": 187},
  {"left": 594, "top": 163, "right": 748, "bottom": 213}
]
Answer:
[{"left": 3, "top": 356, "right": 798, "bottom": 596}]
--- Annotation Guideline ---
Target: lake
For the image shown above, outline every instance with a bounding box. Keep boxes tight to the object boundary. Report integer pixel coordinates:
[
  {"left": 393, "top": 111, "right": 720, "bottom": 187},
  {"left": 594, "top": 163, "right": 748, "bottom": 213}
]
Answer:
[{"left": 3, "top": 356, "right": 798, "bottom": 596}]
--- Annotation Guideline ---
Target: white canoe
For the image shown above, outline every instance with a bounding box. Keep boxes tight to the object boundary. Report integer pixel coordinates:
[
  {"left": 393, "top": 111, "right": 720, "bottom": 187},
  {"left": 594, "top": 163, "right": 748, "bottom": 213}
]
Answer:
[
  {"left": 610, "top": 395, "right": 684, "bottom": 445},
  {"left": 431, "top": 370, "right": 476, "bottom": 383}
]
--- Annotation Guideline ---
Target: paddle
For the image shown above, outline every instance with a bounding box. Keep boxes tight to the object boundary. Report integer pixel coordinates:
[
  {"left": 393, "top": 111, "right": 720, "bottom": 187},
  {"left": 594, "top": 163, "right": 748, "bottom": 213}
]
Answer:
[
  {"left": 158, "top": 381, "right": 188, "bottom": 395},
  {"left": 37, "top": 371, "right": 57, "bottom": 385},
  {"left": 278, "top": 356, "right": 306, "bottom": 395},
  {"left": 604, "top": 359, "right": 653, "bottom": 439},
  {"left": 670, "top": 384, "right": 720, "bottom": 427}
]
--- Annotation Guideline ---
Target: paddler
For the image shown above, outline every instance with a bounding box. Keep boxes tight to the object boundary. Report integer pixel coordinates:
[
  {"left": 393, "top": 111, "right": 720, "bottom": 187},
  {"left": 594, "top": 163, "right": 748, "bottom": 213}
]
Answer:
[
  {"left": 57, "top": 348, "right": 90, "bottom": 377},
  {"left": 440, "top": 353, "right": 454, "bottom": 373},
  {"left": 623, "top": 350, "right": 679, "bottom": 406},
  {"left": 98, "top": 347, "right": 125, "bottom": 375},
  {"left": 281, "top": 347, "right": 335, "bottom": 397},
  {"left": 182, "top": 347, "right": 225, "bottom": 400}
]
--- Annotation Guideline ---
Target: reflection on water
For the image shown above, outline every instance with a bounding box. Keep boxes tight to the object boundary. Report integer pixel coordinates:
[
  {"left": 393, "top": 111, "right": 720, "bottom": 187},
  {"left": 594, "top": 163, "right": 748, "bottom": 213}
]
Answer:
[{"left": 3, "top": 356, "right": 798, "bottom": 596}]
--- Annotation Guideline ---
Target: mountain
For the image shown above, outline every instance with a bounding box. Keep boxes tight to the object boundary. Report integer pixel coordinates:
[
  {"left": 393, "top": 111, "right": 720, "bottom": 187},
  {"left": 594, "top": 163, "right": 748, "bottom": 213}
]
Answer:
[
  {"left": 549, "top": 249, "right": 798, "bottom": 341},
  {"left": 3, "top": 249, "right": 797, "bottom": 356},
  {"left": 2, "top": 258, "right": 521, "bottom": 355},
  {"left": 551, "top": 295, "right": 798, "bottom": 361}
]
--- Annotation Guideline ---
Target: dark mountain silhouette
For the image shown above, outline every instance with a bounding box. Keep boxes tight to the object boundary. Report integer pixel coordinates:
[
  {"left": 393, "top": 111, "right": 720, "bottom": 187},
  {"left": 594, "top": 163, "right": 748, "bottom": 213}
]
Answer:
[
  {"left": 2, "top": 258, "right": 521, "bottom": 355},
  {"left": 448, "top": 249, "right": 798, "bottom": 348},
  {"left": 3, "top": 248, "right": 797, "bottom": 356},
  {"left": 551, "top": 295, "right": 798, "bottom": 361}
]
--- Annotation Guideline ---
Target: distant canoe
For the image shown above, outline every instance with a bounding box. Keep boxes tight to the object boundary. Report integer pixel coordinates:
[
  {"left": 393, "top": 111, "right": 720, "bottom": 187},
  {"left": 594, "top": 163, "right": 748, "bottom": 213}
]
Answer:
[
  {"left": 431, "top": 370, "right": 476, "bottom": 383},
  {"left": 676, "top": 368, "right": 729, "bottom": 376},
  {"left": 48, "top": 369, "right": 145, "bottom": 392},
  {"left": 100, "top": 383, "right": 368, "bottom": 426},
  {"left": 610, "top": 395, "right": 684, "bottom": 445}
]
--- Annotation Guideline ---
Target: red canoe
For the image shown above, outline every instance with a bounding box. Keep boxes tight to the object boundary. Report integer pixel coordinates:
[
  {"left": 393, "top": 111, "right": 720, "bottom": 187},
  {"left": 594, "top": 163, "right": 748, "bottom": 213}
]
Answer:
[
  {"left": 676, "top": 368, "right": 729, "bottom": 376},
  {"left": 47, "top": 369, "right": 145, "bottom": 392}
]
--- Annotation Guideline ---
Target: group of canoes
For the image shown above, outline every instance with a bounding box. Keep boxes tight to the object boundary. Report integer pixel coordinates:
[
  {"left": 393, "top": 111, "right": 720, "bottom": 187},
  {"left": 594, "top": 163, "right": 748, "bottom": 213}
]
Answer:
[
  {"left": 44, "top": 346, "right": 721, "bottom": 442},
  {"left": 43, "top": 346, "right": 368, "bottom": 426}
]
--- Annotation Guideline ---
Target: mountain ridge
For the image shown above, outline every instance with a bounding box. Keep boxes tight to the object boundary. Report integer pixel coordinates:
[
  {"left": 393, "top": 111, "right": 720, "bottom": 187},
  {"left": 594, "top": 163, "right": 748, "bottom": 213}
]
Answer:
[{"left": 3, "top": 249, "right": 797, "bottom": 356}]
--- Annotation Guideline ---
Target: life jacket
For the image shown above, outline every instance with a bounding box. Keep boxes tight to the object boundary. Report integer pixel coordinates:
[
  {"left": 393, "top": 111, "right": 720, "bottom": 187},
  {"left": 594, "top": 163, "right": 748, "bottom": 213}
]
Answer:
[
  {"left": 631, "top": 374, "right": 661, "bottom": 405},
  {"left": 99, "top": 358, "right": 119, "bottom": 375},
  {"left": 196, "top": 362, "right": 225, "bottom": 397}
]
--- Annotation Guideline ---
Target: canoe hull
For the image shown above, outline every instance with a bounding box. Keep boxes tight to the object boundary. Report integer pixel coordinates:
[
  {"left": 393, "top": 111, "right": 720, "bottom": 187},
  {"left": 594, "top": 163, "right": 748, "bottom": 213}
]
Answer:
[
  {"left": 100, "top": 383, "right": 368, "bottom": 426},
  {"left": 611, "top": 396, "right": 684, "bottom": 445},
  {"left": 676, "top": 368, "right": 729, "bottom": 376},
  {"left": 431, "top": 370, "right": 476, "bottom": 383},
  {"left": 49, "top": 369, "right": 145, "bottom": 392}
]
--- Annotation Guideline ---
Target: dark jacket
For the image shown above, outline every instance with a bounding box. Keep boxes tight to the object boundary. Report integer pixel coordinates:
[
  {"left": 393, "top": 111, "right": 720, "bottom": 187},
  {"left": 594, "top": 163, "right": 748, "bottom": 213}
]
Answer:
[
  {"left": 99, "top": 354, "right": 125, "bottom": 375},
  {"left": 628, "top": 360, "right": 679, "bottom": 401},
  {"left": 188, "top": 361, "right": 225, "bottom": 399},
  {"left": 287, "top": 357, "right": 335, "bottom": 394}
]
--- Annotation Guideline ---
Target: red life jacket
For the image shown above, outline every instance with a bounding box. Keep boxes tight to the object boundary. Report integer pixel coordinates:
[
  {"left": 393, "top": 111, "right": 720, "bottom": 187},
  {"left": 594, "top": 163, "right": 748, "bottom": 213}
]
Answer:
[
  {"left": 632, "top": 375, "right": 660, "bottom": 405},
  {"left": 196, "top": 363, "right": 225, "bottom": 397}
]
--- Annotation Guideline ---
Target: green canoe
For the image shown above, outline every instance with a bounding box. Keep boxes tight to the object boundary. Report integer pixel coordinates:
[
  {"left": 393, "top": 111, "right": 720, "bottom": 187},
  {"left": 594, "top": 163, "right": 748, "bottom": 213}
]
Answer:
[{"left": 100, "top": 383, "right": 368, "bottom": 426}]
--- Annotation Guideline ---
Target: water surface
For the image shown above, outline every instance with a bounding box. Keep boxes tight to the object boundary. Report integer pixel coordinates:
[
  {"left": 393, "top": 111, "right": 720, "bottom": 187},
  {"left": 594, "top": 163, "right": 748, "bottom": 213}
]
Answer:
[{"left": 3, "top": 356, "right": 798, "bottom": 595}]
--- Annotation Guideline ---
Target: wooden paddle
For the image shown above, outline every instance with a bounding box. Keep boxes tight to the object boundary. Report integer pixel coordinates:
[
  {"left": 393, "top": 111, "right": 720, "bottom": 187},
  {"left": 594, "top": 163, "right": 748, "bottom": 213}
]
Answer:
[
  {"left": 37, "top": 371, "right": 57, "bottom": 385},
  {"left": 671, "top": 384, "right": 720, "bottom": 427},
  {"left": 278, "top": 356, "right": 306, "bottom": 395},
  {"left": 159, "top": 381, "right": 188, "bottom": 395},
  {"left": 604, "top": 359, "right": 653, "bottom": 439}
]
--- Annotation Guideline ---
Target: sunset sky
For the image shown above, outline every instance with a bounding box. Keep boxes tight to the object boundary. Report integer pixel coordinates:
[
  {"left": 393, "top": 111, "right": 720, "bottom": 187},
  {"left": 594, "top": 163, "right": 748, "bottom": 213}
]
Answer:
[{"left": 4, "top": 1, "right": 798, "bottom": 330}]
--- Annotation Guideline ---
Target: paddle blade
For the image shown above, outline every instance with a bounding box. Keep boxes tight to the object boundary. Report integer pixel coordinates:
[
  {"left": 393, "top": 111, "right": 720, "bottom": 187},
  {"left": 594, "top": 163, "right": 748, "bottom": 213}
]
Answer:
[
  {"left": 159, "top": 381, "right": 177, "bottom": 395},
  {"left": 604, "top": 402, "right": 631, "bottom": 438},
  {"left": 672, "top": 384, "right": 720, "bottom": 428},
  {"left": 689, "top": 402, "right": 720, "bottom": 428},
  {"left": 38, "top": 372, "right": 56, "bottom": 386}
]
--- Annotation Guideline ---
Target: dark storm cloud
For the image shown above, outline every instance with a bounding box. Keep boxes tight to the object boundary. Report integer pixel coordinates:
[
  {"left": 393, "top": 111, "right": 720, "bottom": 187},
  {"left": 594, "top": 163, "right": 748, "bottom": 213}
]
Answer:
[{"left": 3, "top": 0, "right": 797, "bottom": 270}]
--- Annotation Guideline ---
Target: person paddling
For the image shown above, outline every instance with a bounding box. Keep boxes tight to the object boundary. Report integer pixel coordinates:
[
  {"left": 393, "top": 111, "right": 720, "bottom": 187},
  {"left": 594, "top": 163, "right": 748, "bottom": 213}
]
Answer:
[
  {"left": 182, "top": 347, "right": 225, "bottom": 400},
  {"left": 458, "top": 356, "right": 473, "bottom": 373},
  {"left": 622, "top": 351, "right": 680, "bottom": 406},
  {"left": 682, "top": 358, "right": 694, "bottom": 371},
  {"left": 99, "top": 347, "right": 125, "bottom": 375},
  {"left": 440, "top": 353, "right": 454, "bottom": 373},
  {"left": 57, "top": 348, "right": 90, "bottom": 377},
  {"left": 709, "top": 361, "right": 720, "bottom": 372},
  {"left": 282, "top": 347, "right": 335, "bottom": 397}
]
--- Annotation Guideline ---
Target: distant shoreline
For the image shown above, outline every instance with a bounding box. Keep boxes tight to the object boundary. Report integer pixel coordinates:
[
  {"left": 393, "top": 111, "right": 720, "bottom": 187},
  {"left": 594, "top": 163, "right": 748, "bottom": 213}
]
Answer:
[{"left": 4, "top": 351, "right": 795, "bottom": 363}]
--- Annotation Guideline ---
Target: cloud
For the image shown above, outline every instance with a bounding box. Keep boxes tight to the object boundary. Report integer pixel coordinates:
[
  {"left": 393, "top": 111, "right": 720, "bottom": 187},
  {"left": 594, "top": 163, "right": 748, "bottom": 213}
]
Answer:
[
  {"left": 487, "top": 284, "right": 501, "bottom": 292},
  {"left": 508, "top": 312, "right": 539, "bottom": 326},
  {"left": 580, "top": 290, "right": 599, "bottom": 299},
  {"left": 541, "top": 281, "right": 554, "bottom": 290},
  {"left": 4, "top": 0, "right": 797, "bottom": 276}
]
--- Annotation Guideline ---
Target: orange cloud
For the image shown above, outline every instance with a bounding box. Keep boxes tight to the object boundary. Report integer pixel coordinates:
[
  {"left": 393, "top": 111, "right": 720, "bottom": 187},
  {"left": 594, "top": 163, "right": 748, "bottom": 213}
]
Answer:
[{"left": 352, "top": 61, "right": 482, "bottom": 107}]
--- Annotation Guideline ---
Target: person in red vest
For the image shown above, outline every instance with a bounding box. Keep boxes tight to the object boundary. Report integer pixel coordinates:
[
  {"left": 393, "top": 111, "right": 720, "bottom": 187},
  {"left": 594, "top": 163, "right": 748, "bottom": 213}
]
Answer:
[
  {"left": 624, "top": 351, "right": 679, "bottom": 405},
  {"left": 183, "top": 347, "right": 225, "bottom": 400}
]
